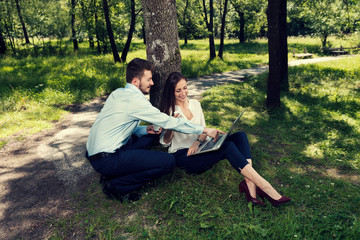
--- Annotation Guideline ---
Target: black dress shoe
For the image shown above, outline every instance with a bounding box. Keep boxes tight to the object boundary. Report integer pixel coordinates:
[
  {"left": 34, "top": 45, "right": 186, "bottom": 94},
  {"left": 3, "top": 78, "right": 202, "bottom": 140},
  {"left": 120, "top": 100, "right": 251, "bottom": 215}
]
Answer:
[
  {"left": 102, "top": 182, "right": 141, "bottom": 202},
  {"left": 102, "top": 182, "right": 124, "bottom": 202},
  {"left": 127, "top": 192, "right": 141, "bottom": 202},
  {"left": 99, "top": 175, "right": 106, "bottom": 184}
]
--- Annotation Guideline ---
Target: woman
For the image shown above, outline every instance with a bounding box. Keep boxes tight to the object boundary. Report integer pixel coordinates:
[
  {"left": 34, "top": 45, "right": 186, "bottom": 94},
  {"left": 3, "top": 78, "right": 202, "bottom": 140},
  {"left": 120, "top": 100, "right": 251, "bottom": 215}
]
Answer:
[{"left": 159, "top": 72, "right": 291, "bottom": 206}]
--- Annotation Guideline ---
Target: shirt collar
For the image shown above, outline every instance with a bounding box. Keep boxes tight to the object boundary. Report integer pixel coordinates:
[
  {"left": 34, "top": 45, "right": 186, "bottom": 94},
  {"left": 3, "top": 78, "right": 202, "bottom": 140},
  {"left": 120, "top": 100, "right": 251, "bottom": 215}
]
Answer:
[{"left": 125, "top": 83, "right": 147, "bottom": 100}]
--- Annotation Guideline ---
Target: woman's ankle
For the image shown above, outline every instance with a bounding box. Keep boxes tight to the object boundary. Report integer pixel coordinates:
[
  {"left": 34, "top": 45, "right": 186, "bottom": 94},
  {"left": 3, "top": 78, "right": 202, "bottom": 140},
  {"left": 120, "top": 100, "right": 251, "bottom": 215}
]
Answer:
[{"left": 261, "top": 184, "right": 282, "bottom": 200}]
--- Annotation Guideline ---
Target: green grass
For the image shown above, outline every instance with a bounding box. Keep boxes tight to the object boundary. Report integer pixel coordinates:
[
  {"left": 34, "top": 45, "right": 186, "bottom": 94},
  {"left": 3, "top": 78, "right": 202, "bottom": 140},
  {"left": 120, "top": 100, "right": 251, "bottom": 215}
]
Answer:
[
  {"left": 48, "top": 55, "right": 360, "bottom": 239},
  {"left": 180, "top": 39, "right": 269, "bottom": 77}
]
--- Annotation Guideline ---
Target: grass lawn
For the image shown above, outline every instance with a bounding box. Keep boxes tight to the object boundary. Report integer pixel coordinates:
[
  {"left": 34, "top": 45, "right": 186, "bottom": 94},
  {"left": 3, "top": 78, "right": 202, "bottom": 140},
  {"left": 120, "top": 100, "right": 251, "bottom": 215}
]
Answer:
[{"left": 49, "top": 55, "right": 360, "bottom": 239}]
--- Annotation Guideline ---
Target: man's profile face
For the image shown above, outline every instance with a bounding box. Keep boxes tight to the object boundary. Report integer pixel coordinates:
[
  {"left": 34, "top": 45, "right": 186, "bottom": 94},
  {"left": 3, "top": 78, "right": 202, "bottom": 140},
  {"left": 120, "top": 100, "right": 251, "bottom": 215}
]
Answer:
[{"left": 138, "top": 70, "right": 154, "bottom": 95}]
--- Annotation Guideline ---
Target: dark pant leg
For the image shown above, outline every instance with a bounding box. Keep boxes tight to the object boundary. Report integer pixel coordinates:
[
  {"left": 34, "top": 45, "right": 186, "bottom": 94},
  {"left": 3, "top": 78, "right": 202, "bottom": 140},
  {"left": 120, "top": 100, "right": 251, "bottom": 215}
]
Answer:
[
  {"left": 90, "top": 134, "right": 174, "bottom": 194},
  {"left": 124, "top": 134, "right": 158, "bottom": 150},
  {"left": 173, "top": 138, "right": 249, "bottom": 174},
  {"left": 227, "top": 132, "right": 252, "bottom": 159}
]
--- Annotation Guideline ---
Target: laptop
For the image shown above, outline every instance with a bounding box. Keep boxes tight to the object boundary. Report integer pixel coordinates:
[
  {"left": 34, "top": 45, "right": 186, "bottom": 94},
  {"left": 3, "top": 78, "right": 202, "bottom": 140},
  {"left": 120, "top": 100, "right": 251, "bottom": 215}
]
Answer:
[{"left": 192, "top": 110, "right": 245, "bottom": 155}]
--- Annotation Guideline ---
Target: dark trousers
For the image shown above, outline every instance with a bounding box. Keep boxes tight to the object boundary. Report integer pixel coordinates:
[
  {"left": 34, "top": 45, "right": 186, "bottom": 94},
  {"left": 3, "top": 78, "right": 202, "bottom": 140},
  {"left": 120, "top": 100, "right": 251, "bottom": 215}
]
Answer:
[
  {"left": 89, "top": 135, "right": 175, "bottom": 195},
  {"left": 173, "top": 132, "right": 251, "bottom": 174}
]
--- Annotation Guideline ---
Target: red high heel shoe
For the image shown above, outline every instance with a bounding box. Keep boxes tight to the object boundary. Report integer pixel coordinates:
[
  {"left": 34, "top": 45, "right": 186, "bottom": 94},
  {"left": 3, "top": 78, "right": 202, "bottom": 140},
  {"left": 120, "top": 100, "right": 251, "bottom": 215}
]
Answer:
[
  {"left": 256, "top": 187, "right": 291, "bottom": 206},
  {"left": 239, "top": 180, "right": 264, "bottom": 206}
]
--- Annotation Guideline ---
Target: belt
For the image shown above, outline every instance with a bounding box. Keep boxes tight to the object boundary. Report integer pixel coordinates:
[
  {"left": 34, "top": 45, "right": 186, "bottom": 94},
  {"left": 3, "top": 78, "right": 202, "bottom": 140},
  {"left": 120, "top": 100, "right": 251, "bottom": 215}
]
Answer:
[{"left": 86, "top": 151, "right": 114, "bottom": 161}]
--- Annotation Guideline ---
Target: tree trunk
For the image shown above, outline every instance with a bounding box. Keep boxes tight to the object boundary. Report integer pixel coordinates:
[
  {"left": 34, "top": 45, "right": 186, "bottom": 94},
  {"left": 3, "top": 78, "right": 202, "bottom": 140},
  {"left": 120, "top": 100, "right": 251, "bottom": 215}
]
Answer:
[
  {"left": 89, "top": 37, "right": 94, "bottom": 48},
  {"left": 218, "top": 0, "right": 229, "bottom": 59},
  {"left": 266, "top": 0, "right": 288, "bottom": 108},
  {"left": 202, "top": 0, "right": 216, "bottom": 59},
  {"left": 142, "top": 0, "right": 182, "bottom": 107},
  {"left": 321, "top": 34, "right": 328, "bottom": 49},
  {"left": 239, "top": 11, "right": 245, "bottom": 43},
  {"left": 4, "top": 21, "right": 15, "bottom": 53},
  {"left": 0, "top": 29, "right": 6, "bottom": 54},
  {"left": 142, "top": 23, "right": 146, "bottom": 45},
  {"left": 121, "top": 0, "right": 136, "bottom": 62},
  {"left": 102, "top": 0, "right": 121, "bottom": 62},
  {"left": 183, "top": 0, "right": 189, "bottom": 45},
  {"left": 94, "top": 3, "right": 102, "bottom": 54},
  {"left": 278, "top": 0, "right": 288, "bottom": 93},
  {"left": 79, "top": 0, "right": 94, "bottom": 48},
  {"left": 230, "top": 0, "right": 245, "bottom": 43},
  {"left": 71, "top": 0, "right": 79, "bottom": 51},
  {"left": 15, "top": 0, "right": 30, "bottom": 44}
]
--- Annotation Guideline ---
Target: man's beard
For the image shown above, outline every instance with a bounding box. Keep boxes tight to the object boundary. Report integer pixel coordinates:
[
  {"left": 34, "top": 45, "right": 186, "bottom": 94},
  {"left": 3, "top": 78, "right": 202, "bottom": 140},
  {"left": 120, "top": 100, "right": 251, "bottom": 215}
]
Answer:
[{"left": 139, "top": 83, "right": 150, "bottom": 95}]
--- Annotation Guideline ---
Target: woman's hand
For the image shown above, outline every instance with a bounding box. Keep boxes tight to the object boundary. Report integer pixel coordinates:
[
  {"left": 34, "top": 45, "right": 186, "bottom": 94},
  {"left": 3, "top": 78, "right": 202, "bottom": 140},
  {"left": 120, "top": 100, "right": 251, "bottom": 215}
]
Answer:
[
  {"left": 147, "top": 125, "right": 162, "bottom": 134},
  {"left": 187, "top": 141, "right": 200, "bottom": 156}
]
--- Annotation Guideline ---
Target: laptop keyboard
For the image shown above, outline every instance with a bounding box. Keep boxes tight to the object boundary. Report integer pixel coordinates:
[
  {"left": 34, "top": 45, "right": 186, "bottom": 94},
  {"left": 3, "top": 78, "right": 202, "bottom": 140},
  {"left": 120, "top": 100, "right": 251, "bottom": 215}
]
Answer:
[{"left": 201, "top": 135, "right": 223, "bottom": 151}]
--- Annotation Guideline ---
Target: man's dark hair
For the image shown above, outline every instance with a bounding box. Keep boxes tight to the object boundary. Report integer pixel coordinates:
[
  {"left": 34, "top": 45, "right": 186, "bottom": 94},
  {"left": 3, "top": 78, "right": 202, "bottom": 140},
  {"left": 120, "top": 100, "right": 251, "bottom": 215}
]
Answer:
[{"left": 126, "top": 58, "right": 154, "bottom": 83}]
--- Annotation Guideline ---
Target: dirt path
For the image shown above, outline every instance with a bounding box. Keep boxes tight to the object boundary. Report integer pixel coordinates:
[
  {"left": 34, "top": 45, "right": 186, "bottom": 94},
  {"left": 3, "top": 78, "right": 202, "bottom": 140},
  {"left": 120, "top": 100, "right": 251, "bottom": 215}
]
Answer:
[
  {"left": 0, "top": 97, "right": 105, "bottom": 239},
  {"left": 0, "top": 55, "right": 355, "bottom": 239}
]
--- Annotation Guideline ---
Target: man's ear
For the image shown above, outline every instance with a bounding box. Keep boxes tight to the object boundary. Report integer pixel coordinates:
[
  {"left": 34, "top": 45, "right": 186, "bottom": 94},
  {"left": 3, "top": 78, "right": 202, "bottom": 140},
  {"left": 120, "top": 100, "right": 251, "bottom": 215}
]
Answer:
[{"left": 131, "top": 78, "right": 139, "bottom": 87}]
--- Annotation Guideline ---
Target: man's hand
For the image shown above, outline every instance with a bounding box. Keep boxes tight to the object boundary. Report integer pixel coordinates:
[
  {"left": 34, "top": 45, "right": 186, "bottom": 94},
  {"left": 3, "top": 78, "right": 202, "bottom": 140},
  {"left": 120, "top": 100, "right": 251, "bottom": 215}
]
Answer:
[
  {"left": 203, "top": 127, "right": 225, "bottom": 141},
  {"left": 147, "top": 125, "right": 162, "bottom": 134}
]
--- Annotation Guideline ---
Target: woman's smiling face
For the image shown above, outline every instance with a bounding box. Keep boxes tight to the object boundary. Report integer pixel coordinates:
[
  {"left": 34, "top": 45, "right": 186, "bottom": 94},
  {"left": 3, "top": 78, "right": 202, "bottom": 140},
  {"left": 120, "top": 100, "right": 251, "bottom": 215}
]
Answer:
[{"left": 174, "top": 78, "right": 188, "bottom": 104}]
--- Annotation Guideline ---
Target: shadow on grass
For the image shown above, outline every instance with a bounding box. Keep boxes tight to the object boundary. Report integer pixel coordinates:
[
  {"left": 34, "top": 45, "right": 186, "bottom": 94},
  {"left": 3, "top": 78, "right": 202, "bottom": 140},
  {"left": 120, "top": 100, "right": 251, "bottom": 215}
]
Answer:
[{"left": 224, "top": 42, "right": 269, "bottom": 55}]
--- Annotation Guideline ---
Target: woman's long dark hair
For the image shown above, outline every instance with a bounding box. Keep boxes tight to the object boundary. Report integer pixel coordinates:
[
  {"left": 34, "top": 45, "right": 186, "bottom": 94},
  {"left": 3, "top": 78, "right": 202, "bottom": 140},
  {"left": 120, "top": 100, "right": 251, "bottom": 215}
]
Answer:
[{"left": 160, "top": 72, "right": 186, "bottom": 116}]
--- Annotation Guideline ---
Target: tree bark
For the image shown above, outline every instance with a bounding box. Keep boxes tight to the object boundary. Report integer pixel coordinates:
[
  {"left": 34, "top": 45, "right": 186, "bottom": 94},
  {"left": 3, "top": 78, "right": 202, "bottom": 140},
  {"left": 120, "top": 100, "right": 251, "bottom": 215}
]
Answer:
[
  {"left": 202, "top": 0, "right": 216, "bottom": 59},
  {"left": 121, "top": 0, "right": 136, "bottom": 62},
  {"left": 218, "top": 0, "right": 229, "bottom": 59},
  {"left": 266, "top": 0, "right": 288, "bottom": 108},
  {"left": 14, "top": 0, "right": 30, "bottom": 44},
  {"left": 142, "top": 0, "right": 182, "bottom": 107},
  {"left": 102, "top": 0, "right": 121, "bottom": 62},
  {"left": 71, "top": 0, "right": 79, "bottom": 51}
]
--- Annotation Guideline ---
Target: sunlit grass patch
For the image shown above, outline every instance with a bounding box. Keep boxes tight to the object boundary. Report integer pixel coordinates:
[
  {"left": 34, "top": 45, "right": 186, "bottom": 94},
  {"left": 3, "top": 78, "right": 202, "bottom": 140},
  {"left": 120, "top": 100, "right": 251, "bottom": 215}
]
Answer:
[
  {"left": 181, "top": 39, "right": 269, "bottom": 77},
  {"left": 0, "top": 102, "right": 65, "bottom": 143}
]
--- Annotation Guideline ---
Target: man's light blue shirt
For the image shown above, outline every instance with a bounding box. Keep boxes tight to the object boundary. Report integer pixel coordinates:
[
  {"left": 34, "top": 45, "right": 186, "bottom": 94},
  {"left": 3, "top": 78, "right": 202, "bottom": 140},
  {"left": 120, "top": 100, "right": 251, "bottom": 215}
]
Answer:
[{"left": 86, "top": 83, "right": 204, "bottom": 156}]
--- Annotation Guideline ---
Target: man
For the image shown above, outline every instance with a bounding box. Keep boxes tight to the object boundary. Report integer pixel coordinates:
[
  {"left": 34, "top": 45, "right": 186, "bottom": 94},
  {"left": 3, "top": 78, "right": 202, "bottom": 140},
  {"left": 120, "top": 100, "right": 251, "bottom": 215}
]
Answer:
[{"left": 86, "top": 58, "right": 223, "bottom": 202}]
